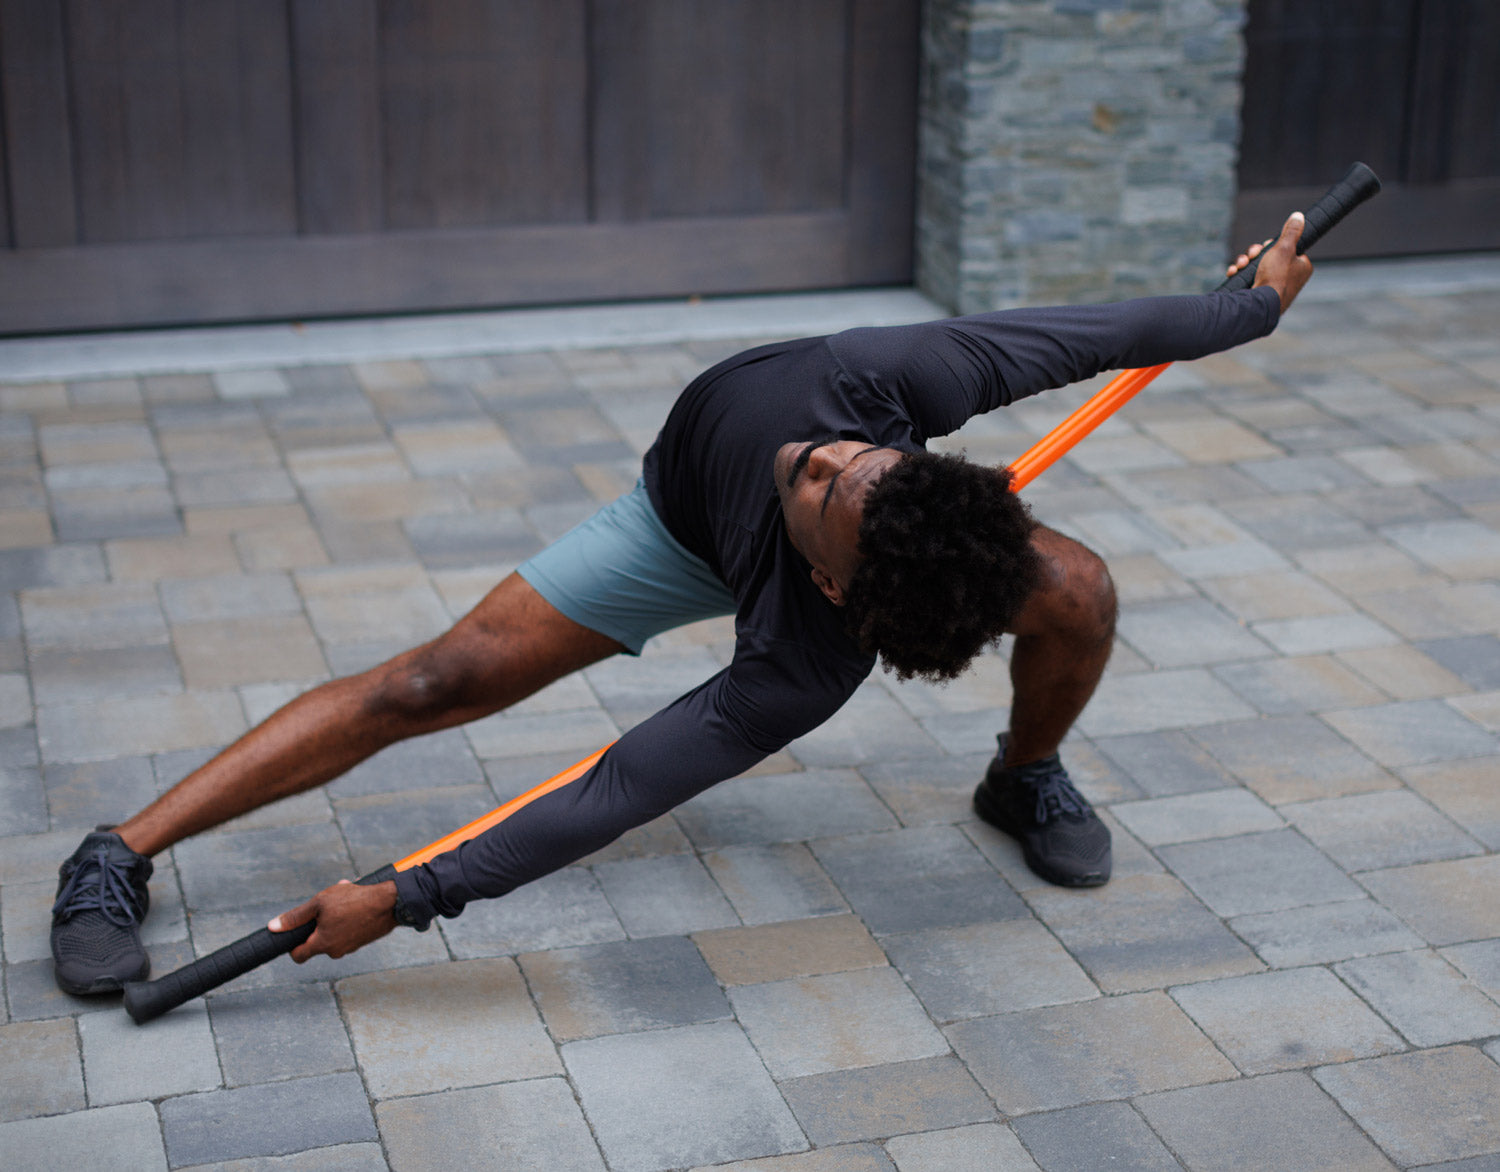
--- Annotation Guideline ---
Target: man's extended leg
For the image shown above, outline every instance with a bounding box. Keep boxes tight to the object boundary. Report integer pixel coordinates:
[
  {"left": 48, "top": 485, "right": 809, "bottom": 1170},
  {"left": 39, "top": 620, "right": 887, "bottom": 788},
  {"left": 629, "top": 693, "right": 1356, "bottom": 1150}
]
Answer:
[
  {"left": 51, "top": 574, "right": 625, "bottom": 993},
  {"left": 973, "top": 526, "right": 1117, "bottom": 886},
  {"left": 117, "top": 575, "right": 624, "bottom": 856}
]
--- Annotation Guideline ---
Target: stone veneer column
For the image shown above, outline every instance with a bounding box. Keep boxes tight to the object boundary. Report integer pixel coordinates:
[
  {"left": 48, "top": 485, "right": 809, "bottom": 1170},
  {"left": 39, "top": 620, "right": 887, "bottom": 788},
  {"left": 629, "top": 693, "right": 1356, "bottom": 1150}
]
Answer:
[{"left": 917, "top": 0, "right": 1251, "bottom": 312}]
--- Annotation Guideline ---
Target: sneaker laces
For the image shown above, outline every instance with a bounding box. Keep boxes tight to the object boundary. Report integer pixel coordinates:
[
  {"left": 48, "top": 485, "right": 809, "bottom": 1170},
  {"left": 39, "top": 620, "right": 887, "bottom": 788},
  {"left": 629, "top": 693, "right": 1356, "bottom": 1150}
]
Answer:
[
  {"left": 52, "top": 846, "right": 145, "bottom": 927},
  {"left": 1019, "top": 761, "right": 1091, "bottom": 824}
]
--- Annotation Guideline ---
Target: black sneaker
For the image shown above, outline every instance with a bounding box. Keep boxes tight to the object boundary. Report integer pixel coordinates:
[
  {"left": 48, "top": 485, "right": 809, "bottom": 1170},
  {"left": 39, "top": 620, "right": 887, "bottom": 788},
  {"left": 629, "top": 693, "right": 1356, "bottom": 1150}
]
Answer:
[
  {"left": 50, "top": 828, "right": 153, "bottom": 995},
  {"left": 973, "top": 736, "right": 1111, "bottom": 888}
]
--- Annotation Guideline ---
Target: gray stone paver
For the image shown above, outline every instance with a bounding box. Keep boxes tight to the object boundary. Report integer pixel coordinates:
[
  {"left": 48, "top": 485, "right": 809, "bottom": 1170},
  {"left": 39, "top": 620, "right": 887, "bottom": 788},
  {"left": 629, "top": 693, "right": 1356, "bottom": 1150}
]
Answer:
[
  {"left": 1283, "top": 789, "right": 1486, "bottom": 871},
  {"left": 338, "top": 958, "right": 559, "bottom": 1099},
  {"left": 173, "top": 821, "right": 353, "bottom": 912},
  {"left": 1212, "top": 652, "right": 1388, "bottom": 716},
  {"left": 592, "top": 851, "right": 739, "bottom": 936},
  {"left": 883, "top": 918, "right": 1099, "bottom": 1021},
  {"left": 698, "top": 1145, "right": 899, "bottom": 1172},
  {"left": 1169, "top": 966, "right": 1406, "bottom": 1075},
  {"left": 1335, "top": 950, "right": 1500, "bottom": 1047},
  {"left": 781, "top": 1056, "right": 995, "bottom": 1146},
  {"left": 701, "top": 842, "right": 852, "bottom": 924},
  {"left": 1009, "top": 1101, "right": 1182, "bottom": 1171},
  {"left": 1110, "top": 787, "right": 1284, "bottom": 845},
  {"left": 1158, "top": 828, "right": 1363, "bottom": 917},
  {"left": 947, "top": 991, "right": 1237, "bottom": 1114},
  {"left": 1093, "top": 729, "right": 1241, "bottom": 796},
  {"left": 4, "top": 269, "right": 1500, "bottom": 1170},
  {"left": 1187, "top": 714, "right": 1398, "bottom": 803},
  {"left": 0, "top": 1102, "right": 167, "bottom": 1171},
  {"left": 811, "top": 825, "right": 1029, "bottom": 934},
  {"left": 207, "top": 983, "right": 356, "bottom": 1086},
  {"left": 1025, "top": 873, "right": 1262, "bottom": 993},
  {"left": 78, "top": 998, "right": 222, "bottom": 1105},
  {"left": 0, "top": 1017, "right": 84, "bottom": 1121},
  {"left": 1325, "top": 698, "right": 1499, "bottom": 768},
  {"left": 564, "top": 1022, "right": 806, "bottom": 1171},
  {"left": 159, "top": 1072, "right": 377, "bottom": 1169},
  {"left": 729, "top": 967, "right": 950, "bottom": 1079},
  {"left": 1229, "top": 899, "right": 1426, "bottom": 968},
  {"left": 377, "top": 1079, "right": 605, "bottom": 1172},
  {"left": 883, "top": 1123, "right": 1040, "bottom": 1172},
  {"left": 693, "top": 915, "right": 886, "bottom": 987},
  {"left": 1313, "top": 1047, "right": 1500, "bottom": 1169},
  {"left": 1360, "top": 855, "right": 1500, "bottom": 946},
  {"left": 519, "top": 934, "right": 731, "bottom": 1041},
  {"left": 1137, "top": 1072, "right": 1398, "bottom": 1171}
]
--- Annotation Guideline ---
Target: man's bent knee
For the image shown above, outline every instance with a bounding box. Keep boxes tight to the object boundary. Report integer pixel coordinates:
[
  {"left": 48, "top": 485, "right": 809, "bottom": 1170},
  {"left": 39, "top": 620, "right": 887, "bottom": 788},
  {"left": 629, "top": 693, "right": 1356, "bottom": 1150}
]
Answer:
[
  {"left": 1060, "top": 544, "right": 1117, "bottom": 636},
  {"left": 1016, "top": 529, "right": 1116, "bottom": 642}
]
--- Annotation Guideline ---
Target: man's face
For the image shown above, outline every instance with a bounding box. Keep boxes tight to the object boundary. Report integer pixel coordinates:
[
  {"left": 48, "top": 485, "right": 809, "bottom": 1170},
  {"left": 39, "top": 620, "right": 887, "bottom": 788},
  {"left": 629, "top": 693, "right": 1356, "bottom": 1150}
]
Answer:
[{"left": 773, "top": 439, "right": 903, "bottom": 605}]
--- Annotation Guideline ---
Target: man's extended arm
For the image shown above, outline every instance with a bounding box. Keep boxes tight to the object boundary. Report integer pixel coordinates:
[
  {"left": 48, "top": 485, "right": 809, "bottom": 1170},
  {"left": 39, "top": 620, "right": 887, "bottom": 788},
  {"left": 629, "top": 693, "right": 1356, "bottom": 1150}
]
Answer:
[
  {"left": 389, "top": 639, "right": 858, "bottom": 926},
  {"left": 272, "top": 640, "right": 862, "bottom": 958},
  {"left": 831, "top": 212, "right": 1312, "bottom": 443}
]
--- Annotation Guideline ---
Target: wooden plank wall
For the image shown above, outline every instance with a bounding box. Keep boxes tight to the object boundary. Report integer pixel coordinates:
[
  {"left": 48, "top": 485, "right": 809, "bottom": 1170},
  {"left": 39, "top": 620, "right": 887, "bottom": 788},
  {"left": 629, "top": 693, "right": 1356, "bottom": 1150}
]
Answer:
[
  {"left": 0, "top": 0, "right": 919, "bottom": 333},
  {"left": 0, "top": 0, "right": 78, "bottom": 248},
  {"left": 1236, "top": 0, "right": 1500, "bottom": 257},
  {"left": 591, "top": 0, "right": 846, "bottom": 222},
  {"left": 378, "top": 0, "right": 589, "bottom": 230}
]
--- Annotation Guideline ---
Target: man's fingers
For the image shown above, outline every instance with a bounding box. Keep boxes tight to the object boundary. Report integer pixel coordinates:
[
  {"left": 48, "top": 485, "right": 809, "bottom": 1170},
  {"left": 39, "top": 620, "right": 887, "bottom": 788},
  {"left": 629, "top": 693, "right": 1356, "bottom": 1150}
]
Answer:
[
  {"left": 1275, "top": 211, "right": 1305, "bottom": 250},
  {"left": 1226, "top": 237, "right": 1277, "bottom": 277},
  {"left": 289, "top": 932, "right": 322, "bottom": 964},
  {"left": 1224, "top": 211, "right": 1309, "bottom": 281},
  {"left": 287, "top": 879, "right": 354, "bottom": 960},
  {"left": 276, "top": 878, "right": 399, "bottom": 964},
  {"left": 269, "top": 895, "right": 319, "bottom": 934},
  {"left": 1251, "top": 211, "right": 1313, "bottom": 313}
]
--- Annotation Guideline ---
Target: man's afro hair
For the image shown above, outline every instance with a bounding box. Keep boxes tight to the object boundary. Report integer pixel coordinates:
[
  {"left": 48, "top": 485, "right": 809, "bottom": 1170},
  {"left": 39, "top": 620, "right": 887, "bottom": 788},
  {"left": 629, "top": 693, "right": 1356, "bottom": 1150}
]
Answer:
[{"left": 843, "top": 451, "right": 1041, "bottom": 682}]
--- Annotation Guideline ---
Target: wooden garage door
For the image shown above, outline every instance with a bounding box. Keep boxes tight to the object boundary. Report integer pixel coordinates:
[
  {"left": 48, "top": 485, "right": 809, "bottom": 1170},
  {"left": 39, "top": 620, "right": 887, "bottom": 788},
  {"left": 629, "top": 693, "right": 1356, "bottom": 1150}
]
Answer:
[
  {"left": 0, "top": 0, "right": 918, "bottom": 335},
  {"left": 1235, "top": 0, "right": 1500, "bottom": 257}
]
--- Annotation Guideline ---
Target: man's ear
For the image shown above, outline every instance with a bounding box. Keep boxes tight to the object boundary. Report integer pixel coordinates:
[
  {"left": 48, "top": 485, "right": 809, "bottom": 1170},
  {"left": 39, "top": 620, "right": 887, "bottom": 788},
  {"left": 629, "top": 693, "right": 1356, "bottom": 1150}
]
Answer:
[{"left": 811, "top": 567, "right": 846, "bottom": 606}]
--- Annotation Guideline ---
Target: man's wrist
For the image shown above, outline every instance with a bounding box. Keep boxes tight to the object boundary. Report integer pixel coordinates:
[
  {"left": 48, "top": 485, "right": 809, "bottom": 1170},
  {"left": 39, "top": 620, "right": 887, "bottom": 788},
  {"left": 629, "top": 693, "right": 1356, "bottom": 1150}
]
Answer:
[{"left": 390, "top": 873, "right": 433, "bottom": 931}]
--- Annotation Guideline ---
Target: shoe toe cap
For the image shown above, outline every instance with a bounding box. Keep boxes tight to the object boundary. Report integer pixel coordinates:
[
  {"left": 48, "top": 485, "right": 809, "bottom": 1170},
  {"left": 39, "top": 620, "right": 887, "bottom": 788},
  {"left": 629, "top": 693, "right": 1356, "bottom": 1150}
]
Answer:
[{"left": 1032, "top": 816, "right": 1113, "bottom": 886}]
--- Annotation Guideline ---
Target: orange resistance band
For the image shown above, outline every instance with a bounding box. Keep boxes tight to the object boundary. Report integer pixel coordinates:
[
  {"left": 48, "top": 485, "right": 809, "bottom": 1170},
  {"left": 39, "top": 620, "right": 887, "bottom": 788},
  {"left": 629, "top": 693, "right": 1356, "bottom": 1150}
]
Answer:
[
  {"left": 1006, "top": 363, "right": 1170, "bottom": 492},
  {"left": 394, "top": 743, "right": 614, "bottom": 871}
]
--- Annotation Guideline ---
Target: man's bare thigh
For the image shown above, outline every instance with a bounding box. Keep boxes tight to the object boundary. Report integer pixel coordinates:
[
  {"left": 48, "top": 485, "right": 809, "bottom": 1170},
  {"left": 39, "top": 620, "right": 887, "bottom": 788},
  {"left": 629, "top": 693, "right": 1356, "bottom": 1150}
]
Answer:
[{"left": 382, "top": 572, "right": 627, "bottom": 728}]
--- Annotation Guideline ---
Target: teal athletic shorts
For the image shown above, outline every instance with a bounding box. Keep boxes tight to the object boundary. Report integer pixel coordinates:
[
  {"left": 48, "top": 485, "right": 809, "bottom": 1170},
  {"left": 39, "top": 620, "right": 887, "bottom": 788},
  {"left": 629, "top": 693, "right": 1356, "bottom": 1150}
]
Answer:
[{"left": 517, "top": 480, "right": 736, "bottom": 655}]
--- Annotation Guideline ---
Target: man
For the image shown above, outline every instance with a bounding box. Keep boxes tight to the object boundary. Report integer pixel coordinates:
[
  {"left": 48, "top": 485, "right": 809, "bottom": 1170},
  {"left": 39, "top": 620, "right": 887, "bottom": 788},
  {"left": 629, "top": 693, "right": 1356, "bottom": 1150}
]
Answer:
[{"left": 50, "top": 217, "right": 1311, "bottom": 994}]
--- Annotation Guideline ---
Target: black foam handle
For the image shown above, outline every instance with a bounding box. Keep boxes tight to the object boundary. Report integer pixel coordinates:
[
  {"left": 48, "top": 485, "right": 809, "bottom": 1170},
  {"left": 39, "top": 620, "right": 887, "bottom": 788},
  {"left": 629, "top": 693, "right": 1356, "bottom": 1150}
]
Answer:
[
  {"left": 122, "top": 865, "right": 396, "bottom": 1024},
  {"left": 1217, "top": 162, "right": 1382, "bottom": 292}
]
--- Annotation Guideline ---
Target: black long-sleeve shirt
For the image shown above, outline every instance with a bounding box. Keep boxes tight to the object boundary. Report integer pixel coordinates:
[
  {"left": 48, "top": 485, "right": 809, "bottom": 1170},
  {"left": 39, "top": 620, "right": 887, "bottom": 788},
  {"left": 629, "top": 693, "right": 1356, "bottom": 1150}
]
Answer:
[{"left": 393, "top": 286, "right": 1282, "bottom": 925}]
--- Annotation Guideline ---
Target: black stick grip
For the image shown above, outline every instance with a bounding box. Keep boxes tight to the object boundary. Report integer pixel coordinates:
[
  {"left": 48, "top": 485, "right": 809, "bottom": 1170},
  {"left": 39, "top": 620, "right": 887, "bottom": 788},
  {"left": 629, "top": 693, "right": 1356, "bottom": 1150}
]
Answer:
[
  {"left": 122, "top": 865, "right": 396, "bottom": 1024},
  {"left": 1218, "top": 161, "right": 1382, "bottom": 291}
]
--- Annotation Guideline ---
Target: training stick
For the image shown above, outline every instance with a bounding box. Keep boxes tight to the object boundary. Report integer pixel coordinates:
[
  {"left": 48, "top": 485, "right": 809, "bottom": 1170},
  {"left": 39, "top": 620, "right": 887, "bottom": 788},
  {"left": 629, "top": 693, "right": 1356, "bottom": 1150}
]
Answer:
[
  {"left": 1006, "top": 161, "right": 1382, "bottom": 492},
  {"left": 122, "top": 745, "right": 611, "bottom": 1023}
]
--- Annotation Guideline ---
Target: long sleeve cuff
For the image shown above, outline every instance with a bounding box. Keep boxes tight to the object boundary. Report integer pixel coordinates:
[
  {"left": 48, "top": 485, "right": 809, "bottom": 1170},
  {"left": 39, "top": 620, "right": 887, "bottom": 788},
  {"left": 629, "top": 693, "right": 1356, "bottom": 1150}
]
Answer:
[{"left": 391, "top": 866, "right": 436, "bottom": 931}]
